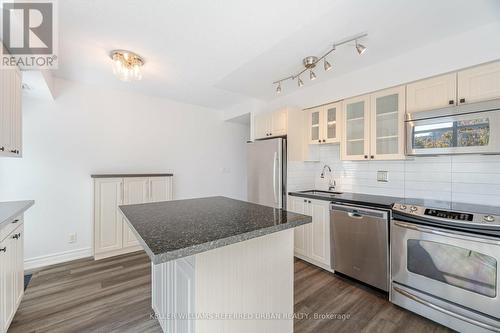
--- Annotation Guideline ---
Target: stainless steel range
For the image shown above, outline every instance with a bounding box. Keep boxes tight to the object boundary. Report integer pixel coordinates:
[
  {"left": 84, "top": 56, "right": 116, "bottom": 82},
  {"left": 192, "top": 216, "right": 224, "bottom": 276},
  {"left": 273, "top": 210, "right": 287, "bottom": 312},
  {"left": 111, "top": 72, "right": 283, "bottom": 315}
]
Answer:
[{"left": 390, "top": 200, "right": 500, "bottom": 333}]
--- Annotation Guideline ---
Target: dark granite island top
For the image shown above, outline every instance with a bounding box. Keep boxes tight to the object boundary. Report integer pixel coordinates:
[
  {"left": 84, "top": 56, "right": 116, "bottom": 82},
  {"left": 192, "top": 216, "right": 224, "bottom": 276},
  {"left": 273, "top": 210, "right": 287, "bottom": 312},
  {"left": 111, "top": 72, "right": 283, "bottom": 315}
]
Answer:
[{"left": 119, "top": 196, "right": 311, "bottom": 264}]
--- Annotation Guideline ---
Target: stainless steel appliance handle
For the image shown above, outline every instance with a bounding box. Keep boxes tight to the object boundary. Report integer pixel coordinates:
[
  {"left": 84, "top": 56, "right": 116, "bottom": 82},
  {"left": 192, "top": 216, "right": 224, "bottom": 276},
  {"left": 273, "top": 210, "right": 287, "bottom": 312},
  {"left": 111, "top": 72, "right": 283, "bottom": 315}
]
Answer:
[
  {"left": 273, "top": 152, "right": 278, "bottom": 206},
  {"left": 393, "top": 286, "right": 500, "bottom": 332},
  {"left": 347, "top": 212, "right": 363, "bottom": 219},
  {"left": 393, "top": 220, "right": 500, "bottom": 245},
  {"left": 331, "top": 203, "right": 388, "bottom": 219}
]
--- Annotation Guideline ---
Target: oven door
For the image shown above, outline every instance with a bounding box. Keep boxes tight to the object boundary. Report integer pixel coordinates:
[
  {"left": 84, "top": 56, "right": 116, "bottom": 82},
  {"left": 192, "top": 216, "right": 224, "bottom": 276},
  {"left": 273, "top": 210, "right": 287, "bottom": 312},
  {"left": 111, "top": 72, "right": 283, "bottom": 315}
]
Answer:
[
  {"left": 406, "top": 109, "right": 500, "bottom": 155},
  {"left": 391, "top": 220, "right": 500, "bottom": 319}
]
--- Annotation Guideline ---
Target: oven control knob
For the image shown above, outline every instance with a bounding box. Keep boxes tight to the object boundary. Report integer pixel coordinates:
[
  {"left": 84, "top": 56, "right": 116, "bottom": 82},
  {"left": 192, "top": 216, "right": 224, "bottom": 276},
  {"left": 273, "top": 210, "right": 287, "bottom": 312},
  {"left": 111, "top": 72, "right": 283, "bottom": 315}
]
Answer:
[
  {"left": 410, "top": 206, "right": 418, "bottom": 212},
  {"left": 400, "top": 205, "right": 407, "bottom": 210},
  {"left": 484, "top": 215, "right": 495, "bottom": 223}
]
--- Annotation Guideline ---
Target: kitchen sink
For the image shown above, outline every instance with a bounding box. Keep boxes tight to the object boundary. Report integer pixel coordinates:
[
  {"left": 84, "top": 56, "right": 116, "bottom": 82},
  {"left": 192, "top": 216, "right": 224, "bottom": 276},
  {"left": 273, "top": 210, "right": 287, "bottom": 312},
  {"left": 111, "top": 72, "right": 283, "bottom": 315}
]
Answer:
[{"left": 298, "top": 190, "right": 343, "bottom": 197}]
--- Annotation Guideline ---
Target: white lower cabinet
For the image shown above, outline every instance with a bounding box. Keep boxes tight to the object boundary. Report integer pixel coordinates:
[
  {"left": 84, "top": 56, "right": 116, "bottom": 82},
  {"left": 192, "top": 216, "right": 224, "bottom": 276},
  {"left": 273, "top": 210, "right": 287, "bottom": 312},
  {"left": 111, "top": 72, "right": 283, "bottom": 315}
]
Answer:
[
  {"left": 94, "top": 176, "right": 173, "bottom": 260},
  {"left": 153, "top": 259, "right": 195, "bottom": 333},
  {"left": 288, "top": 196, "right": 331, "bottom": 269},
  {"left": 0, "top": 218, "right": 24, "bottom": 333}
]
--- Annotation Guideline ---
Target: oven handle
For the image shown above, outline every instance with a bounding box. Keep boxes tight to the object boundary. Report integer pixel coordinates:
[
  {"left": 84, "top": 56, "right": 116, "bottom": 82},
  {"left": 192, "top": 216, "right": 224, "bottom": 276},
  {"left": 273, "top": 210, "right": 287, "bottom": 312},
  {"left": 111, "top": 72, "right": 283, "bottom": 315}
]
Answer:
[
  {"left": 393, "top": 286, "right": 500, "bottom": 332},
  {"left": 393, "top": 220, "right": 500, "bottom": 246}
]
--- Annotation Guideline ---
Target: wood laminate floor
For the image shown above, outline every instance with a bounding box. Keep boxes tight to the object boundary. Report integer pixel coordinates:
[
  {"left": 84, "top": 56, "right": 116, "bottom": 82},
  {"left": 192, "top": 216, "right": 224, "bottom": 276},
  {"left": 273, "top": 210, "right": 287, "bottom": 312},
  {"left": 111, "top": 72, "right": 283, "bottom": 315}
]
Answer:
[{"left": 9, "top": 252, "right": 452, "bottom": 333}]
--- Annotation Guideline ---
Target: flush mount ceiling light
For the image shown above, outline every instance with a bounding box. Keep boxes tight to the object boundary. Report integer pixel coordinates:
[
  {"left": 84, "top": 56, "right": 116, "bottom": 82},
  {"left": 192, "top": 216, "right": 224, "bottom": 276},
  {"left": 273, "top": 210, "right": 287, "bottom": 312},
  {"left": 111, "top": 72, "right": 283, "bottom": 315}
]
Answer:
[
  {"left": 110, "top": 50, "right": 145, "bottom": 82},
  {"left": 273, "top": 32, "right": 367, "bottom": 94}
]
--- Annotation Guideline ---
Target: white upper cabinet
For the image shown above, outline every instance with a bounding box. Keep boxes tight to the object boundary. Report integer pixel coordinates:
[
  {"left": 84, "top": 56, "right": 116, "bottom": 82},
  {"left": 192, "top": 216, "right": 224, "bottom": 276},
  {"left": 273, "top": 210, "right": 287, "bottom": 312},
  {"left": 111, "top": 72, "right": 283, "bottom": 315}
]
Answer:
[
  {"left": 0, "top": 64, "right": 22, "bottom": 158},
  {"left": 253, "top": 112, "right": 271, "bottom": 139},
  {"left": 307, "top": 102, "right": 342, "bottom": 145},
  {"left": 341, "top": 87, "right": 405, "bottom": 161},
  {"left": 253, "top": 108, "right": 288, "bottom": 139},
  {"left": 406, "top": 73, "right": 457, "bottom": 113},
  {"left": 307, "top": 107, "right": 322, "bottom": 144},
  {"left": 369, "top": 86, "right": 406, "bottom": 160},
  {"left": 271, "top": 108, "right": 287, "bottom": 137},
  {"left": 341, "top": 95, "right": 370, "bottom": 160},
  {"left": 458, "top": 61, "right": 500, "bottom": 105},
  {"left": 323, "top": 102, "right": 342, "bottom": 143}
]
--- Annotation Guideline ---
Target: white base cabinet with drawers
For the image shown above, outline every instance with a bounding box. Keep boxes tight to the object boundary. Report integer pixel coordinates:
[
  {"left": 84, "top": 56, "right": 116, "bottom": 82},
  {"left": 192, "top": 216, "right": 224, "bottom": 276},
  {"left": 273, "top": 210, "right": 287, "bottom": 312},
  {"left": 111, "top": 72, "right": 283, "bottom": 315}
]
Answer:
[
  {"left": 93, "top": 176, "right": 173, "bottom": 260},
  {"left": 0, "top": 217, "right": 24, "bottom": 333},
  {"left": 288, "top": 196, "right": 331, "bottom": 271}
]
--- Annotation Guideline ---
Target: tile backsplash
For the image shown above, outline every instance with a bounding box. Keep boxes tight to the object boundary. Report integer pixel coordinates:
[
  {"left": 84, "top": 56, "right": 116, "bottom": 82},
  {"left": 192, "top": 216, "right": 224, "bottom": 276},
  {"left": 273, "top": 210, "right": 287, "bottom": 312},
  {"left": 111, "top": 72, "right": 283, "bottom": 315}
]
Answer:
[{"left": 287, "top": 144, "right": 500, "bottom": 206}]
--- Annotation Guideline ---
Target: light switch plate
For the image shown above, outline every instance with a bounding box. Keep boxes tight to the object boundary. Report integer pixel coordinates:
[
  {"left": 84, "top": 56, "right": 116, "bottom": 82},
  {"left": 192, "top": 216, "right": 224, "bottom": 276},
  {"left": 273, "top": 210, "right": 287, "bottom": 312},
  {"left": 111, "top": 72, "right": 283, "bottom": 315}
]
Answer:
[{"left": 377, "top": 170, "right": 388, "bottom": 182}]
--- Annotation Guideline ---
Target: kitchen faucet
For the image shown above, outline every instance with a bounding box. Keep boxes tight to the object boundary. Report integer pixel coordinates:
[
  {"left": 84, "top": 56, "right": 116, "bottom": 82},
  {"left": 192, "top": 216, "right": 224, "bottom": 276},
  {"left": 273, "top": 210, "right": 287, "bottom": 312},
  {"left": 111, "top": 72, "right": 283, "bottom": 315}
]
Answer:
[{"left": 320, "top": 165, "right": 336, "bottom": 191}]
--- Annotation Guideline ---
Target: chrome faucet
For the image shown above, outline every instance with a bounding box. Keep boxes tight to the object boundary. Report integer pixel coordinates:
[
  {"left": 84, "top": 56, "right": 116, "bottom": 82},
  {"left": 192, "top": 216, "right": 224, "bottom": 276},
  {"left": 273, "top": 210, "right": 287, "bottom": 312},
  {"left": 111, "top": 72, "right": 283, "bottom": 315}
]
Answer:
[{"left": 320, "top": 165, "right": 336, "bottom": 191}]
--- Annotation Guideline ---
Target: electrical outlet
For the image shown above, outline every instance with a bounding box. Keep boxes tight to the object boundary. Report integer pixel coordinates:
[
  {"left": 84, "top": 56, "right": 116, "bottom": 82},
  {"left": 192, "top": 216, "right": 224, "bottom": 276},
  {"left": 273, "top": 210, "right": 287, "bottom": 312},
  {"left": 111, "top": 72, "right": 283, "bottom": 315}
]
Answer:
[
  {"left": 377, "top": 170, "right": 388, "bottom": 182},
  {"left": 68, "top": 233, "right": 77, "bottom": 244}
]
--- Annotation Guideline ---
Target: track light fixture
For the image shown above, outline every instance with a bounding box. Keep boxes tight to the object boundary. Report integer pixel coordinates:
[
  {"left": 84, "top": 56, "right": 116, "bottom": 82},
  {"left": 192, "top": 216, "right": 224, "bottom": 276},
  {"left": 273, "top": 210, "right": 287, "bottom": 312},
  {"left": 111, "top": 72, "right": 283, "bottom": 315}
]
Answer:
[
  {"left": 273, "top": 32, "right": 367, "bottom": 94},
  {"left": 297, "top": 77, "right": 304, "bottom": 87},
  {"left": 324, "top": 59, "right": 332, "bottom": 71},
  {"left": 310, "top": 70, "right": 317, "bottom": 81},
  {"left": 356, "top": 40, "right": 367, "bottom": 55}
]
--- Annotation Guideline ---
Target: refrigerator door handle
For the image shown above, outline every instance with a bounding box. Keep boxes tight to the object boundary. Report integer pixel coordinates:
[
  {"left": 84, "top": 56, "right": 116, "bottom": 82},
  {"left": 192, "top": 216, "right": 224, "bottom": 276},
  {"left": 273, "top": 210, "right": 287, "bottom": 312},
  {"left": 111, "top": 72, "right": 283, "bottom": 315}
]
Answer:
[{"left": 273, "top": 151, "right": 278, "bottom": 206}]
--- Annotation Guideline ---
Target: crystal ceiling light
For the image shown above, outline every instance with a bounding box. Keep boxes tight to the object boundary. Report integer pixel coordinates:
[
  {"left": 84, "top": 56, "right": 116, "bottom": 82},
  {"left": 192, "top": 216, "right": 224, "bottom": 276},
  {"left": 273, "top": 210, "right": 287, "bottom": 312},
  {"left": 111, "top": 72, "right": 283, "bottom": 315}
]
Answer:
[
  {"left": 110, "top": 50, "right": 145, "bottom": 81},
  {"left": 272, "top": 32, "right": 367, "bottom": 93}
]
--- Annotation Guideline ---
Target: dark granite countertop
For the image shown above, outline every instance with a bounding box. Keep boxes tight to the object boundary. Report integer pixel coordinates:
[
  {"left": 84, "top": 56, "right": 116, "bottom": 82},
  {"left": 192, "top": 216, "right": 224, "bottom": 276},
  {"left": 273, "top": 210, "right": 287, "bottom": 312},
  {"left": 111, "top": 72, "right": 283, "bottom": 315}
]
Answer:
[
  {"left": 91, "top": 173, "right": 173, "bottom": 178},
  {"left": 289, "top": 190, "right": 401, "bottom": 209},
  {"left": 119, "top": 196, "right": 311, "bottom": 264},
  {"left": 0, "top": 200, "right": 35, "bottom": 231}
]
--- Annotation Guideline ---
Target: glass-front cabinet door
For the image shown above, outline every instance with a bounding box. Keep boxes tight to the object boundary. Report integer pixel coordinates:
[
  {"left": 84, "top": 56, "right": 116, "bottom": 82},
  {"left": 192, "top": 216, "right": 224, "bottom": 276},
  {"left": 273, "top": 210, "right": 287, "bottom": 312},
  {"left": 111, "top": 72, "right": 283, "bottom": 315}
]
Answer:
[
  {"left": 323, "top": 102, "right": 342, "bottom": 143},
  {"left": 370, "top": 86, "right": 405, "bottom": 160},
  {"left": 342, "top": 95, "right": 370, "bottom": 160},
  {"left": 308, "top": 107, "right": 322, "bottom": 144}
]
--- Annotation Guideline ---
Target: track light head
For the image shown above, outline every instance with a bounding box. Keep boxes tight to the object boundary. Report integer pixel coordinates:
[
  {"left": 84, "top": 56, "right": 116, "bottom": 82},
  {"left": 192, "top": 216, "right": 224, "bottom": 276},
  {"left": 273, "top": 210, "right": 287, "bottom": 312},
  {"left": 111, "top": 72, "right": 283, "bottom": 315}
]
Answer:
[
  {"left": 355, "top": 40, "right": 367, "bottom": 55},
  {"left": 324, "top": 59, "right": 332, "bottom": 71},
  {"left": 276, "top": 82, "right": 282, "bottom": 94},
  {"left": 310, "top": 70, "right": 317, "bottom": 81},
  {"left": 298, "top": 77, "right": 304, "bottom": 87}
]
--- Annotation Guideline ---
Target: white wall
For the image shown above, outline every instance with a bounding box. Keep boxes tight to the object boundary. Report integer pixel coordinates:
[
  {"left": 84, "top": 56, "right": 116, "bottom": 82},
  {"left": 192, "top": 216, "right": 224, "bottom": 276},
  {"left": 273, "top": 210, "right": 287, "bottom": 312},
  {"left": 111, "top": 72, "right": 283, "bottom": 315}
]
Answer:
[
  {"left": 0, "top": 78, "right": 249, "bottom": 265},
  {"left": 288, "top": 145, "right": 500, "bottom": 207}
]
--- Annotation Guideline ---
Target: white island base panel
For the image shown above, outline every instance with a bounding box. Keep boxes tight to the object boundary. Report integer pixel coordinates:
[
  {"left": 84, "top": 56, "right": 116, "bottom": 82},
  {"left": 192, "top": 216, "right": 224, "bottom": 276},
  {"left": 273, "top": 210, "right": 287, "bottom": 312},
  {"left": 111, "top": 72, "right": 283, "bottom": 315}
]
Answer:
[{"left": 152, "top": 229, "right": 294, "bottom": 333}]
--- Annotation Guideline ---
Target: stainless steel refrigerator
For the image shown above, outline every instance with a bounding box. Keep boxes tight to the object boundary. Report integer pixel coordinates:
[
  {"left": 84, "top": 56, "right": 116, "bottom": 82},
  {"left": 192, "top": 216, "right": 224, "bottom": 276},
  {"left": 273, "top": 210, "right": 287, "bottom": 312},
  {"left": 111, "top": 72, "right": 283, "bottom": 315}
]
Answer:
[{"left": 247, "top": 138, "right": 286, "bottom": 209}]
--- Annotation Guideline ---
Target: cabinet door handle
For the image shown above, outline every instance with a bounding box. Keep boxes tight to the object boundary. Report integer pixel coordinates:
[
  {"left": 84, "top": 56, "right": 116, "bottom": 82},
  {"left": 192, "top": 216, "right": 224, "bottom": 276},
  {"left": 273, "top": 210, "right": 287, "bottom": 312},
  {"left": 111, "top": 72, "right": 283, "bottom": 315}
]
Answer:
[
  {"left": 0, "top": 247, "right": 6, "bottom": 253},
  {"left": 0, "top": 146, "right": 4, "bottom": 151},
  {"left": 12, "top": 219, "right": 19, "bottom": 224},
  {"left": 318, "top": 140, "right": 321, "bottom": 143},
  {"left": 322, "top": 139, "right": 326, "bottom": 143},
  {"left": 448, "top": 100, "right": 454, "bottom": 105},
  {"left": 370, "top": 155, "right": 374, "bottom": 159},
  {"left": 12, "top": 233, "right": 20, "bottom": 239},
  {"left": 364, "top": 155, "right": 368, "bottom": 159},
  {"left": 10, "top": 149, "right": 18, "bottom": 154},
  {"left": 460, "top": 98, "right": 466, "bottom": 104}
]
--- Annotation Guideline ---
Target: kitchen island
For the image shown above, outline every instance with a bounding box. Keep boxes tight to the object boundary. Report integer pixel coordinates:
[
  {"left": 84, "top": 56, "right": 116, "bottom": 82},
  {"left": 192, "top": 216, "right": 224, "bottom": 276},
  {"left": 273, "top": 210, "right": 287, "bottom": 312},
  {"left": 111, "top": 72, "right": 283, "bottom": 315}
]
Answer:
[{"left": 119, "top": 196, "right": 311, "bottom": 333}]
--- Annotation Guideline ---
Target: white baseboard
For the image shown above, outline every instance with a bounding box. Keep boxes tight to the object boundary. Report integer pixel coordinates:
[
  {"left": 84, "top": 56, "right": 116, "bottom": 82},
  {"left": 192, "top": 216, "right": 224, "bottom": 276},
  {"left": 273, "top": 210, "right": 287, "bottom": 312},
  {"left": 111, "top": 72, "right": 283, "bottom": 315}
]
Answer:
[{"left": 24, "top": 247, "right": 92, "bottom": 271}]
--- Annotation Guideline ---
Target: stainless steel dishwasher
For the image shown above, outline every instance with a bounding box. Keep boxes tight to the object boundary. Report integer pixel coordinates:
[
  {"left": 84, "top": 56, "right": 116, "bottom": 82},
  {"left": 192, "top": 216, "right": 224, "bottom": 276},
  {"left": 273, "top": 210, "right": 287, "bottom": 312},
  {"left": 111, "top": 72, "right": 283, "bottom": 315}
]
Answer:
[{"left": 330, "top": 203, "right": 389, "bottom": 291}]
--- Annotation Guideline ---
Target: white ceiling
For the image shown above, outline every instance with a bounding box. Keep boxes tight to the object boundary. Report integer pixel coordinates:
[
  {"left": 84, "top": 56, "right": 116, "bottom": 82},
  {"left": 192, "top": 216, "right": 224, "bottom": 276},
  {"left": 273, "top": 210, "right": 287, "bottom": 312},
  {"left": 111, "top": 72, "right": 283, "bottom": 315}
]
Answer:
[{"left": 53, "top": 0, "right": 500, "bottom": 109}]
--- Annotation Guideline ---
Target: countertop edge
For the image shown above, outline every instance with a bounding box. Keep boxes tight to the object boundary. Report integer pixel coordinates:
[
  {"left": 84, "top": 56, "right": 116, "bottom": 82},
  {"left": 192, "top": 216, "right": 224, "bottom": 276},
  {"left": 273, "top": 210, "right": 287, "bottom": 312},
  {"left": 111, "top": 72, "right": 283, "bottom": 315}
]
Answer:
[
  {"left": 119, "top": 205, "right": 311, "bottom": 265},
  {"left": 91, "top": 173, "right": 173, "bottom": 178},
  {"left": 288, "top": 191, "right": 397, "bottom": 209},
  {"left": 0, "top": 200, "right": 35, "bottom": 230}
]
